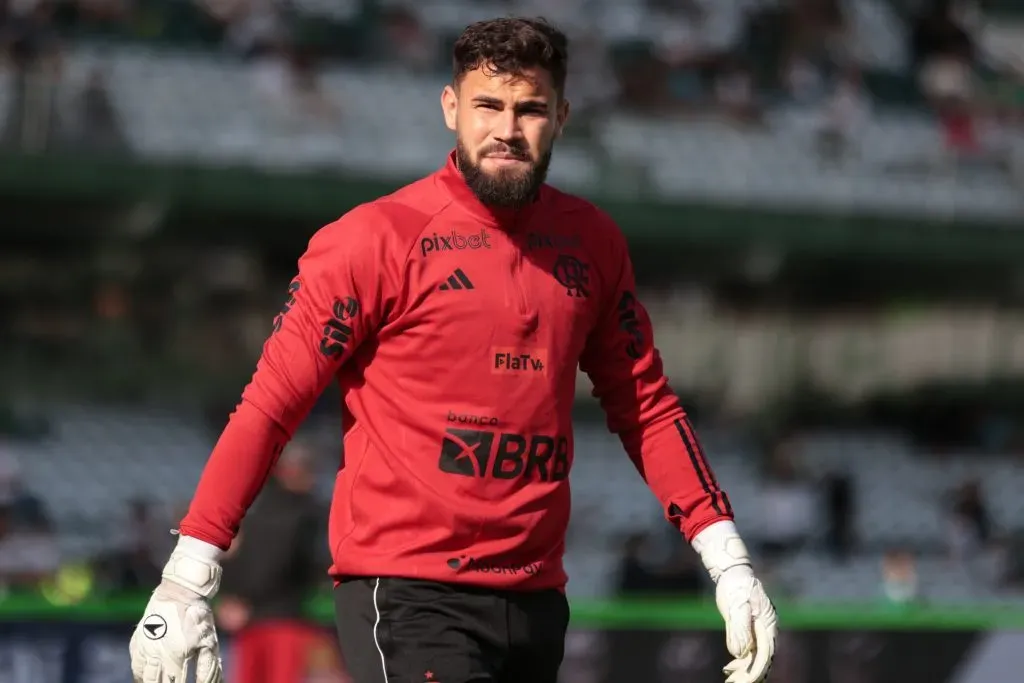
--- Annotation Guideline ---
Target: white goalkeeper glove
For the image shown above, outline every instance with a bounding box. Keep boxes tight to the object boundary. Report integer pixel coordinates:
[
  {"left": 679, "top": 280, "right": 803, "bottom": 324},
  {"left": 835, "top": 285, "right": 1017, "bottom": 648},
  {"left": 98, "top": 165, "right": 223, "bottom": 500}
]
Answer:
[
  {"left": 693, "top": 521, "right": 778, "bottom": 683},
  {"left": 129, "top": 536, "right": 225, "bottom": 683}
]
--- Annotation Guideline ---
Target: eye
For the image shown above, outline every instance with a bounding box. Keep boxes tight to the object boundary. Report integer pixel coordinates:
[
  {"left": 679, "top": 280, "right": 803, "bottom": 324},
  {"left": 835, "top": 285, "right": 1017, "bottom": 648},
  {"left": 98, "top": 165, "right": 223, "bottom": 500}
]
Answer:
[{"left": 517, "top": 105, "right": 548, "bottom": 117}]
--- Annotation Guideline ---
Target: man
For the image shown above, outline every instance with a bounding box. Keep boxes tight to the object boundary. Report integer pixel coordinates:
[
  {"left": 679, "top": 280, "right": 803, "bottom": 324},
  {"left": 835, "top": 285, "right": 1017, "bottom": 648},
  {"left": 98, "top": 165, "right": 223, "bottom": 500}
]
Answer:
[
  {"left": 129, "top": 17, "right": 777, "bottom": 683},
  {"left": 215, "top": 442, "right": 326, "bottom": 683}
]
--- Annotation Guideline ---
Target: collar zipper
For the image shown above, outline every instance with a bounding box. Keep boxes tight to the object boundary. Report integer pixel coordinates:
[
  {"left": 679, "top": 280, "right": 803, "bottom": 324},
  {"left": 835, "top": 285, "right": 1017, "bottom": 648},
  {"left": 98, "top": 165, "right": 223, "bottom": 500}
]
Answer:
[{"left": 509, "top": 244, "right": 529, "bottom": 315}]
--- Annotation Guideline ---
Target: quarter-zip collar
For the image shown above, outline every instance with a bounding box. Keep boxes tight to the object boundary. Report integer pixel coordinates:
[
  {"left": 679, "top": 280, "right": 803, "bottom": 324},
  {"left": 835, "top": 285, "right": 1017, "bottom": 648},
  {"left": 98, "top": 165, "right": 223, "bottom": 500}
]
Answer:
[{"left": 435, "top": 149, "right": 548, "bottom": 232}]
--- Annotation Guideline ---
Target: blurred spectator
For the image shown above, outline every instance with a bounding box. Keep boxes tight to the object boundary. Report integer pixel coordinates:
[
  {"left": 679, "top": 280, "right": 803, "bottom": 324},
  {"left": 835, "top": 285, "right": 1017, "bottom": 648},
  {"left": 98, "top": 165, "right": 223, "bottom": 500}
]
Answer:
[
  {"left": 650, "top": 0, "right": 718, "bottom": 111},
  {"left": 946, "top": 477, "right": 993, "bottom": 562},
  {"left": 287, "top": 46, "right": 341, "bottom": 122},
  {"left": 713, "top": 55, "right": 762, "bottom": 125},
  {"left": 200, "top": 0, "right": 284, "bottom": 55},
  {"left": 816, "top": 64, "right": 872, "bottom": 165},
  {"left": 782, "top": 0, "right": 851, "bottom": 98},
  {"left": 614, "top": 531, "right": 704, "bottom": 597},
  {"left": 62, "top": 66, "right": 132, "bottom": 155},
  {"left": 980, "top": 532, "right": 1015, "bottom": 588},
  {"left": 995, "top": 531, "right": 1024, "bottom": 588},
  {"left": 644, "top": 0, "right": 757, "bottom": 116},
  {"left": 783, "top": 50, "right": 827, "bottom": 105},
  {"left": 880, "top": 548, "right": 919, "bottom": 604},
  {"left": 200, "top": 0, "right": 339, "bottom": 122},
  {"left": 0, "top": 451, "right": 51, "bottom": 530},
  {"left": 911, "top": 0, "right": 980, "bottom": 152},
  {"left": 615, "top": 531, "right": 661, "bottom": 595},
  {"left": 655, "top": 546, "right": 705, "bottom": 596},
  {"left": 0, "top": 500, "right": 59, "bottom": 592},
  {"left": 95, "top": 499, "right": 166, "bottom": 591},
  {"left": 758, "top": 437, "right": 816, "bottom": 561},
  {"left": 0, "top": 0, "right": 64, "bottom": 152},
  {"left": 251, "top": 42, "right": 340, "bottom": 123},
  {"left": 378, "top": 6, "right": 437, "bottom": 74},
  {"left": 564, "top": 26, "right": 618, "bottom": 135},
  {"left": 789, "top": 0, "right": 849, "bottom": 59},
  {"left": 822, "top": 471, "right": 857, "bottom": 561},
  {"left": 127, "top": 498, "right": 173, "bottom": 560},
  {"left": 72, "top": 0, "right": 133, "bottom": 35}
]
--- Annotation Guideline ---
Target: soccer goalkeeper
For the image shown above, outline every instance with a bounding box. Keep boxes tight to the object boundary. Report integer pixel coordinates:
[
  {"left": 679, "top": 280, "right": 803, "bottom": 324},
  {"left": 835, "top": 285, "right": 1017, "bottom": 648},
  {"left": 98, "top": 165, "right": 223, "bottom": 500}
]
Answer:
[{"left": 129, "top": 16, "right": 776, "bottom": 683}]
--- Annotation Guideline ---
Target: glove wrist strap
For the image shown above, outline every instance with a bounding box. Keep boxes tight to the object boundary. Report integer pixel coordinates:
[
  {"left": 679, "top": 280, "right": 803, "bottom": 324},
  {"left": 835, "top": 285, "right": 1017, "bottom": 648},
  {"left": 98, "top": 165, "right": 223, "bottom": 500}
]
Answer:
[
  {"left": 161, "top": 543, "right": 223, "bottom": 599},
  {"left": 691, "top": 520, "right": 753, "bottom": 583}
]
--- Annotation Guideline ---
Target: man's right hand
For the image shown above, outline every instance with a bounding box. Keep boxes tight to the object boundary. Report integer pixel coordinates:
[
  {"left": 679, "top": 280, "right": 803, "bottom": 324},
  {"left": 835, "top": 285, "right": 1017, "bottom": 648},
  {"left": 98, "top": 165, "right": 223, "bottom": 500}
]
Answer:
[{"left": 129, "top": 537, "right": 225, "bottom": 683}]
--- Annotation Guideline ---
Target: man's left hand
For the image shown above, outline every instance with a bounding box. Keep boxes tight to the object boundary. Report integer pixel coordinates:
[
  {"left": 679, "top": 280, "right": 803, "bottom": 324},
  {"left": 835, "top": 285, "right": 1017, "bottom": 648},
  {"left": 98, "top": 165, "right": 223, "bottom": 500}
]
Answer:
[
  {"left": 692, "top": 521, "right": 778, "bottom": 683},
  {"left": 714, "top": 564, "right": 777, "bottom": 683}
]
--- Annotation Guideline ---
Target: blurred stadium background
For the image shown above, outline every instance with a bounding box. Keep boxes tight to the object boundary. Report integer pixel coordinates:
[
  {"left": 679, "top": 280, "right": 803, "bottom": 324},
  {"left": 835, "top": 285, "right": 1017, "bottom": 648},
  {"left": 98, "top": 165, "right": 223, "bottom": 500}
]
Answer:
[{"left": 2, "top": 0, "right": 1024, "bottom": 681}]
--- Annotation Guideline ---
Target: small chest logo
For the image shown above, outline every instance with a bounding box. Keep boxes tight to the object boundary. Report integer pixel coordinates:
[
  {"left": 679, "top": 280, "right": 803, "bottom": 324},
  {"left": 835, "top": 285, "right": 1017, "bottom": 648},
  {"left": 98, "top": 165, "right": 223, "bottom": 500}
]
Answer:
[
  {"left": 552, "top": 255, "right": 590, "bottom": 298},
  {"left": 421, "top": 229, "right": 492, "bottom": 257},
  {"left": 491, "top": 347, "right": 547, "bottom": 375}
]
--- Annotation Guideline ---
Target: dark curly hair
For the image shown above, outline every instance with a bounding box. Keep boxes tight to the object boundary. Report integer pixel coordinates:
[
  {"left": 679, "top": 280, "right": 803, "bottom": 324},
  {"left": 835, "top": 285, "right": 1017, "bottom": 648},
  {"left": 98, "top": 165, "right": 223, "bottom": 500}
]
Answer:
[{"left": 452, "top": 17, "right": 569, "bottom": 96}]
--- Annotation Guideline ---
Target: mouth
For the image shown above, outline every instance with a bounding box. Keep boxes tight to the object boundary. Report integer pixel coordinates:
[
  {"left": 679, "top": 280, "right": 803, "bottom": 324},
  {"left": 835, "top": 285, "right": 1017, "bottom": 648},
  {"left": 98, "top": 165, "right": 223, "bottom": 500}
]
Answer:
[{"left": 484, "top": 154, "right": 529, "bottom": 167}]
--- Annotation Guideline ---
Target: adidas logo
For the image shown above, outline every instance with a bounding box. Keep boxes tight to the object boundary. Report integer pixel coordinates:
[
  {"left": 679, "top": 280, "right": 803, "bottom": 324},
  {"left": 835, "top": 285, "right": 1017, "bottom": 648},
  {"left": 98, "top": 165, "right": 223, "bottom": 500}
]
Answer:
[{"left": 439, "top": 268, "right": 474, "bottom": 291}]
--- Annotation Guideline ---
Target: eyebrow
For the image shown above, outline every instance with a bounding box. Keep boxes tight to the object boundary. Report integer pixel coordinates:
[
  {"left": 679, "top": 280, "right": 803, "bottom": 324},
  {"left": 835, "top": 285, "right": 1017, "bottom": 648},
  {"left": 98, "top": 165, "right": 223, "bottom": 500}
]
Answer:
[{"left": 471, "top": 96, "right": 549, "bottom": 110}]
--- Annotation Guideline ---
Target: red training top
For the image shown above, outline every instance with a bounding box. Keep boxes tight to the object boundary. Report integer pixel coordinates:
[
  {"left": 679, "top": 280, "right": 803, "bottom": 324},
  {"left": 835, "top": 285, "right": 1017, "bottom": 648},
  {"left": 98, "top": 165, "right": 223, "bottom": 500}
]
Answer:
[{"left": 179, "top": 151, "right": 733, "bottom": 590}]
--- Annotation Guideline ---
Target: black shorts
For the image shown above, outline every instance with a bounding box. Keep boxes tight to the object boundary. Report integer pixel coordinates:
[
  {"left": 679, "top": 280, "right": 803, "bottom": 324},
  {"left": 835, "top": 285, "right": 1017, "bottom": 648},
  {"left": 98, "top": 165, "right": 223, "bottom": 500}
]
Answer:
[{"left": 334, "top": 577, "right": 570, "bottom": 683}]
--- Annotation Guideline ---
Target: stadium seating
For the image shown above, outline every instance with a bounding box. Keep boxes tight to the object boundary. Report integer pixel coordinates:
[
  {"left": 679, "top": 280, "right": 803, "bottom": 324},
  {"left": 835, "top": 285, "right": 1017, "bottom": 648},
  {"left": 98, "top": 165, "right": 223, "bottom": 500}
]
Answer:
[
  {"left": 4, "top": 38, "right": 1018, "bottom": 218},
  {"left": 8, "top": 405, "right": 1024, "bottom": 601}
]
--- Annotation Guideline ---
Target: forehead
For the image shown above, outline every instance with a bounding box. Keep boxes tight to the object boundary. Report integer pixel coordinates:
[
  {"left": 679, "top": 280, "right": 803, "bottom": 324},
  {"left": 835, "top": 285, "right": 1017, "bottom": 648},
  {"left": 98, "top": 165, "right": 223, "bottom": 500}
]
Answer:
[{"left": 458, "top": 65, "right": 556, "bottom": 101}]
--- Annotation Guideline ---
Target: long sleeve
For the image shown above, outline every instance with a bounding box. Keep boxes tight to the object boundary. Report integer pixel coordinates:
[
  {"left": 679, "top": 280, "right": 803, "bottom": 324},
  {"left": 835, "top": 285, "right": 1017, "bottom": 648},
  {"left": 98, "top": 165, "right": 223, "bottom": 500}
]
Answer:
[
  {"left": 179, "top": 208, "right": 394, "bottom": 549},
  {"left": 579, "top": 227, "right": 733, "bottom": 542}
]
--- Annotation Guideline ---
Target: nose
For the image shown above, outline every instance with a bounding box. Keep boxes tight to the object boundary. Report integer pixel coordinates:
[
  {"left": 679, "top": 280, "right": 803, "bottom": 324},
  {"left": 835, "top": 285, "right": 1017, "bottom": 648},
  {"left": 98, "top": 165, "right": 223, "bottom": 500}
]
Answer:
[{"left": 493, "top": 108, "right": 522, "bottom": 143}]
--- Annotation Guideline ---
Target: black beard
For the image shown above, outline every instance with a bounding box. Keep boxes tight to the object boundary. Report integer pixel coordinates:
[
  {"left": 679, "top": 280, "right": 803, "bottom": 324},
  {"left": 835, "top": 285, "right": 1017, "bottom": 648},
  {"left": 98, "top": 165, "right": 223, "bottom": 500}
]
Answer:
[{"left": 456, "top": 139, "right": 553, "bottom": 209}]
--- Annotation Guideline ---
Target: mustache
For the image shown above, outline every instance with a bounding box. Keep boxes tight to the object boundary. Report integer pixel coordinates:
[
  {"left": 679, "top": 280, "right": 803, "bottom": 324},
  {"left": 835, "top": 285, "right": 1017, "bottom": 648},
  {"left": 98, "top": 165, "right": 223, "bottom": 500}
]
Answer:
[{"left": 481, "top": 144, "right": 529, "bottom": 160}]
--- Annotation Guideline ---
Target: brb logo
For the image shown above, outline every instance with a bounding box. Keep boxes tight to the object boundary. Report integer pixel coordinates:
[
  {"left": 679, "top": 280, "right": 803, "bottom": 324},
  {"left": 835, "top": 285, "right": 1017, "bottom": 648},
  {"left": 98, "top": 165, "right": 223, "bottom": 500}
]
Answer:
[
  {"left": 438, "top": 428, "right": 569, "bottom": 481},
  {"left": 421, "top": 229, "right": 492, "bottom": 257}
]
